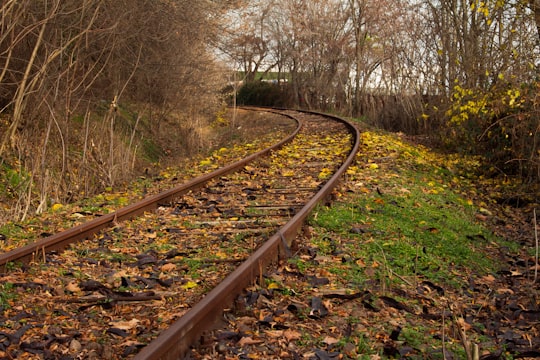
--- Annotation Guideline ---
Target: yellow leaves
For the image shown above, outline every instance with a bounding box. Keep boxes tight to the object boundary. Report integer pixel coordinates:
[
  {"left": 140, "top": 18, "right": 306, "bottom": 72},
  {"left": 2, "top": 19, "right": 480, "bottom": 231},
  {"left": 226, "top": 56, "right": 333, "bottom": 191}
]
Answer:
[
  {"left": 447, "top": 83, "right": 496, "bottom": 126},
  {"left": 181, "top": 280, "right": 198, "bottom": 290},
  {"left": 282, "top": 169, "right": 295, "bottom": 177},
  {"left": 506, "top": 88, "right": 522, "bottom": 108},
  {"left": 470, "top": 1, "right": 490, "bottom": 22},
  {"left": 346, "top": 165, "right": 359, "bottom": 175},
  {"left": 423, "top": 180, "right": 445, "bottom": 194},
  {"left": 116, "top": 196, "right": 129, "bottom": 206},
  {"left": 103, "top": 193, "right": 116, "bottom": 202},
  {"left": 452, "top": 84, "right": 473, "bottom": 100},
  {"left": 402, "top": 150, "right": 413, "bottom": 158},
  {"left": 478, "top": 207, "right": 493, "bottom": 216},
  {"left": 318, "top": 168, "right": 332, "bottom": 179},
  {"left": 51, "top": 203, "right": 64, "bottom": 212},
  {"left": 359, "top": 186, "right": 371, "bottom": 194},
  {"left": 215, "top": 250, "right": 228, "bottom": 259}
]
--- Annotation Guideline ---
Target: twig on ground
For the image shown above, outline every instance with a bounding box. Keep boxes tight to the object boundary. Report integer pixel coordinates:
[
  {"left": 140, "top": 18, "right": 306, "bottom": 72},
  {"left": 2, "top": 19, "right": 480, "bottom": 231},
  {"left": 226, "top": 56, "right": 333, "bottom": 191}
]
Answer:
[
  {"left": 451, "top": 305, "right": 479, "bottom": 360},
  {"left": 534, "top": 208, "right": 538, "bottom": 283}
]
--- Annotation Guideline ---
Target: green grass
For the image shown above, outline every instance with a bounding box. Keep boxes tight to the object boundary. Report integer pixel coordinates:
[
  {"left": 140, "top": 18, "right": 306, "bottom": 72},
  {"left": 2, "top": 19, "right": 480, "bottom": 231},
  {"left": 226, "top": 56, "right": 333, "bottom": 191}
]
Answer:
[
  {"left": 311, "top": 201, "right": 496, "bottom": 288},
  {"left": 307, "top": 162, "right": 518, "bottom": 290},
  {"left": 0, "top": 282, "right": 17, "bottom": 308},
  {"left": 284, "top": 128, "right": 527, "bottom": 358},
  {"left": 0, "top": 223, "right": 31, "bottom": 242}
]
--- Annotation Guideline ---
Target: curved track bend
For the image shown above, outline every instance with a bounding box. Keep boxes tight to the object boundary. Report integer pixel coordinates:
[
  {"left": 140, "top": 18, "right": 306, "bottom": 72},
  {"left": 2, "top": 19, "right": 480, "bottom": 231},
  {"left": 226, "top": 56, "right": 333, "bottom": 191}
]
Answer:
[{"left": 0, "top": 108, "right": 359, "bottom": 359}]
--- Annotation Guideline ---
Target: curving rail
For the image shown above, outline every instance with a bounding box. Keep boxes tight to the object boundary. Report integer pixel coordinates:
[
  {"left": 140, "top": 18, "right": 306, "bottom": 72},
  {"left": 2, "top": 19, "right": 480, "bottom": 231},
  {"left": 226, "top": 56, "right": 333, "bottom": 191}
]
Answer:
[
  {"left": 134, "top": 109, "right": 360, "bottom": 360},
  {"left": 0, "top": 110, "right": 302, "bottom": 268},
  {"left": 0, "top": 108, "right": 360, "bottom": 359}
]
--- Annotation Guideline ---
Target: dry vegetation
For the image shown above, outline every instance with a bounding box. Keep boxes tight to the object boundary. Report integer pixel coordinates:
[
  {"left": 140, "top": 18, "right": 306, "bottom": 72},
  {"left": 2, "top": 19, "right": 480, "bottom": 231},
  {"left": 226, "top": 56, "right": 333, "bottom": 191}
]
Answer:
[
  {"left": 0, "top": 0, "right": 235, "bottom": 221},
  {"left": 1, "top": 0, "right": 539, "bottom": 224},
  {"left": 224, "top": 0, "right": 540, "bottom": 187}
]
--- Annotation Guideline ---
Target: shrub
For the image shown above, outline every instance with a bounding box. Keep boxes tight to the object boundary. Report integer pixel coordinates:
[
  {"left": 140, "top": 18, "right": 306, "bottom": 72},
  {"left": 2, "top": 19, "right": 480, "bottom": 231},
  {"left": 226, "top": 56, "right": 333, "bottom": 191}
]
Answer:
[{"left": 237, "top": 81, "right": 289, "bottom": 107}]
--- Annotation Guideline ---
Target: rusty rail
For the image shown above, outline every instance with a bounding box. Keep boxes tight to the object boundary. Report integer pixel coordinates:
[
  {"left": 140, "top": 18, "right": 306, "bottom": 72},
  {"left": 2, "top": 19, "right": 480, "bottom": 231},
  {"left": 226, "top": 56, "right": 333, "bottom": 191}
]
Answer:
[
  {"left": 133, "top": 110, "right": 360, "bottom": 360},
  {"left": 0, "top": 112, "right": 302, "bottom": 268},
  {"left": 0, "top": 109, "right": 359, "bottom": 360}
]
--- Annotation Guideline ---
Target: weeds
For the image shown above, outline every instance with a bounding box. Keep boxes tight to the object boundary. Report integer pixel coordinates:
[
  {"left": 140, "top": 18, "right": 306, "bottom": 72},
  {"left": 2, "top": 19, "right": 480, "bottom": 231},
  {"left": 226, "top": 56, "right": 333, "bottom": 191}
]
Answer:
[
  {"left": 534, "top": 208, "right": 538, "bottom": 283},
  {"left": 0, "top": 282, "right": 16, "bottom": 309},
  {"left": 308, "top": 175, "right": 513, "bottom": 289}
]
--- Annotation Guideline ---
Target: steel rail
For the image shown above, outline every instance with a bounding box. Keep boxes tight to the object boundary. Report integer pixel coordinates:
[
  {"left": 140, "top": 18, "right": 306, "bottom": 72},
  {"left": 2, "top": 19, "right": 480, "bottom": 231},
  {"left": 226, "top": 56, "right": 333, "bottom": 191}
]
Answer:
[
  {"left": 0, "top": 112, "right": 302, "bottom": 269},
  {"left": 133, "top": 110, "right": 360, "bottom": 360}
]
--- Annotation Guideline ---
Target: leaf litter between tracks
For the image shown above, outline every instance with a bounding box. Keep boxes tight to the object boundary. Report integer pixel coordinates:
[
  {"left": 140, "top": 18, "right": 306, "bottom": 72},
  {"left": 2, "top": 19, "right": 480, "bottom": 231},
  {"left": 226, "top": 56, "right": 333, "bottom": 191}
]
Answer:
[
  {"left": 0, "top": 111, "right": 295, "bottom": 252},
  {"left": 190, "top": 129, "right": 540, "bottom": 359},
  {"left": 0, "top": 115, "right": 538, "bottom": 359},
  {"left": 0, "top": 113, "right": 353, "bottom": 359}
]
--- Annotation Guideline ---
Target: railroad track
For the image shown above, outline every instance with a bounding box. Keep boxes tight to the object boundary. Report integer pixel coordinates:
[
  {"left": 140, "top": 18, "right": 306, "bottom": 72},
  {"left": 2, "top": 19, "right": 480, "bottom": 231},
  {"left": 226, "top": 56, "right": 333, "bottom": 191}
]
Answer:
[{"left": 0, "top": 108, "right": 359, "bottom": 359}]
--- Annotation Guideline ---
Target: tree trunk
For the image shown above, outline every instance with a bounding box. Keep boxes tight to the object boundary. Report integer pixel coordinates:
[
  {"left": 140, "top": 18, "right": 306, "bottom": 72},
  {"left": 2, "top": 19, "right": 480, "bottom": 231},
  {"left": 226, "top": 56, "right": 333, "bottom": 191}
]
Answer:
[{"left": 530, "top": 0, "right": 540, "bottom": 43}]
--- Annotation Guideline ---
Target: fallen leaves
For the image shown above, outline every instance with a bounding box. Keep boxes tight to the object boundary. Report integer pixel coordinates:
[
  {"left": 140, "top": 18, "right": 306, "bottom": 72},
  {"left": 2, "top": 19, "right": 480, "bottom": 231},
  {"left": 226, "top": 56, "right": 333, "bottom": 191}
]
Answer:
[
  {"left": 181, "top": 281, "right": 198, "bottom": 290},
  {"left": 65, "top": 281, "right": 82, "bottom": 293},
  {"left": 110, "top": 319, "right": 140, "bottom": 331},
  {"left": 190, "top": 129, "right": 540, "bottom": 359},
  {"left": 264, "top": 328, "right": 301, "bottom": 342},
  {"left": 160, "top": 263, "right": 176, "bottom": 272}
]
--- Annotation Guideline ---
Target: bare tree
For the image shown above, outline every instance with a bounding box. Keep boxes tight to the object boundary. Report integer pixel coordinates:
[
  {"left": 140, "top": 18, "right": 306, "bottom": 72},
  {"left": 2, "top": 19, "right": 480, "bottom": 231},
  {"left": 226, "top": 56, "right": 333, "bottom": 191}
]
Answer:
[
  {"left": 0, "top": 0, "right": 235, "bottom": 220},
  {"left": 529, "top": 0, "right": 540, "bottom": 41},
  {"left": 268, "top": 0, "right": 352, "bottom": 110},
  {"left": 346, "top": 0, "right": 412, "bottom": 116},
  {"left": 216, "top": 0, "right": 275, "bottom": 82}
]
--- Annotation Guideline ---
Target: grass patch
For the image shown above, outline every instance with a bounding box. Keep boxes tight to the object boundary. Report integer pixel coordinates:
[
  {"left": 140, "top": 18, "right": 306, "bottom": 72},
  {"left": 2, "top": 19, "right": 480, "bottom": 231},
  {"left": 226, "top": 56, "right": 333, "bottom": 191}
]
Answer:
[
  {"left": 279, "top": 128, "right": 530, "bottom": 357},
  {"left": 141, "top": 138, "right": 162, "bottom": 162},
  {"left": 0, "top": 282, "right": 17, "bottom": 308},
  {"left": 307, "top": 130, "right": 520, "bottom": 290}
]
